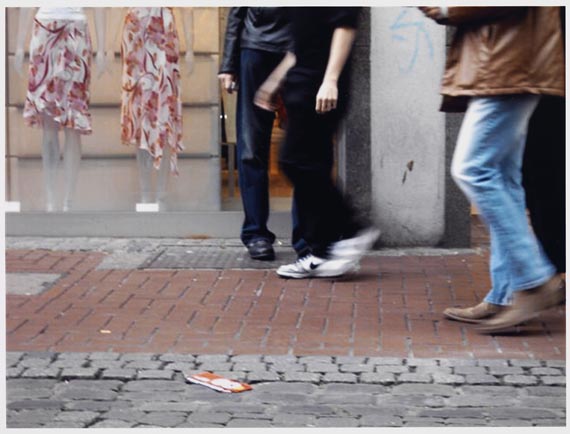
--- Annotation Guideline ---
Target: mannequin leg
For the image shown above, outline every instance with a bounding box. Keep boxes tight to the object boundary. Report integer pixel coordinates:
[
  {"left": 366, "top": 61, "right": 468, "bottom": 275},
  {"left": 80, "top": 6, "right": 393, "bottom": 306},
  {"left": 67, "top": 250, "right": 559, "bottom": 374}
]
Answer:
[
  {"left": 156, "top": 147, "right": 171, "bottom": 210},
  {"left": 136, "top": 148, "right": 154, "bottom": 203},
  {"left": 62, "top": 128, "right": 82, "bottom": 212},
  {"left": 41, "top": 115, "right": 60, "bottom": 212}
]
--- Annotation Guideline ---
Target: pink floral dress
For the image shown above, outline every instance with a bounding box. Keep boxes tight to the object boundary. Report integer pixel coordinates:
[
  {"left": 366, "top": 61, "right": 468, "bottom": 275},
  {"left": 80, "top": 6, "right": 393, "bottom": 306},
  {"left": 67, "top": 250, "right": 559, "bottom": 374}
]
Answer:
[
  {"left": 23, "top": 12, "right": 93, "bottom": 134},
  {"left": 121, "top": 7, "right": 183, "bottom": 174}
]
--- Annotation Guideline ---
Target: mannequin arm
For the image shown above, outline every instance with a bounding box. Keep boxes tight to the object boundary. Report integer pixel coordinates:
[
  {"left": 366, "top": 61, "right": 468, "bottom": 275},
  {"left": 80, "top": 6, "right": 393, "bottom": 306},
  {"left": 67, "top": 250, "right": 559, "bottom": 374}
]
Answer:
[
  {"left": 181, "top": 7, "right": 194, "bottom": 75},
  {"left": 93, "top": 7, "right": 107, "bottom": 77},
  {"left": 14, "top": 7, "right": 35, "bottom": 77}
]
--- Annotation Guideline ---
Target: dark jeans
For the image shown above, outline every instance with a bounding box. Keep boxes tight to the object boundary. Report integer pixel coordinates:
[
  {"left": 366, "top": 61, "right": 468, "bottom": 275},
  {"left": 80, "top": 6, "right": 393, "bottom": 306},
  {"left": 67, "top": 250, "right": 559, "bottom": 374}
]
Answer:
[
  {"left": 522, "top": 96, "right": 566, "bottom": 273},
  {"left": 279, "top": 71, "right": 362, "bottom": 258},
  {"left": 237, "top": 48, "right": 307, "bottom": 254}
]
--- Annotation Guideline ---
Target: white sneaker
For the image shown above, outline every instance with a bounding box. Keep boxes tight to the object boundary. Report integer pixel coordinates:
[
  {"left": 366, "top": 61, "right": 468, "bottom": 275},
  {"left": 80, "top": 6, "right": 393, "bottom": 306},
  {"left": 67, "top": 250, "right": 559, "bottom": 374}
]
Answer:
[
  {"left": 277, "top": 254, "right": 359, "bottom": 279},
  {"left": 330, "top": 227, "right": 381, "bottom": 261}
]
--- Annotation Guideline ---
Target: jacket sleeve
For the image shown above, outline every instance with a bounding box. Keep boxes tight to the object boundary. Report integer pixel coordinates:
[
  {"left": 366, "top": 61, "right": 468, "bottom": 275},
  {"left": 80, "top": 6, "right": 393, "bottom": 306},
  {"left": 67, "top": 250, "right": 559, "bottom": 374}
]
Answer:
[
  {"left": 219, "top": 7, "right": 247, "bottom": 74},
  {"left": 443, "top": 7, "right": 528, "bottom": 26}
]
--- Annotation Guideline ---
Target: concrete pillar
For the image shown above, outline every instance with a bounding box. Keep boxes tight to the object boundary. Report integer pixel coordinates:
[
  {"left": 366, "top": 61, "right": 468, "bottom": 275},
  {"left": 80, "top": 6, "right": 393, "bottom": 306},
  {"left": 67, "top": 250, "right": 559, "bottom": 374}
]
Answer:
[{"left": 369, "top": 7, "right": 448, "bottom": 246}]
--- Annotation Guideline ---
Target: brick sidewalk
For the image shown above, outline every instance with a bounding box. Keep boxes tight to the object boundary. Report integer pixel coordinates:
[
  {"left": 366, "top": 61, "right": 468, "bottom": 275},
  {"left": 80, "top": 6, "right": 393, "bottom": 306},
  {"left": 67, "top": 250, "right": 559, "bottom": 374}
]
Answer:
[{"left": 6, "top": 245, "right": 566, "bottom": 359}]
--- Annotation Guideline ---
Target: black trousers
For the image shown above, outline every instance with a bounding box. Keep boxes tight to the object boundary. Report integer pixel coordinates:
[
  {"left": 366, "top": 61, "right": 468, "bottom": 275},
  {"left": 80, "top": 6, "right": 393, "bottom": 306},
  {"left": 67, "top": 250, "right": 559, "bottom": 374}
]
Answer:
[
  {"left": 279, "top": 71, "right": 362, "bottom": 258},
  {"left": 522, "top": 96, "right": 566, "bottom": 273}
]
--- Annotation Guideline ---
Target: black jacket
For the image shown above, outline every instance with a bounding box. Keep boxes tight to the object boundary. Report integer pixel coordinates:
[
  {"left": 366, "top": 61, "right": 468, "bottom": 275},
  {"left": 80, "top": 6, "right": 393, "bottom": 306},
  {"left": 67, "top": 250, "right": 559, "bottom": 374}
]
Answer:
[{"left": 219, "top": 7, "right": 292, "bottom": 74}]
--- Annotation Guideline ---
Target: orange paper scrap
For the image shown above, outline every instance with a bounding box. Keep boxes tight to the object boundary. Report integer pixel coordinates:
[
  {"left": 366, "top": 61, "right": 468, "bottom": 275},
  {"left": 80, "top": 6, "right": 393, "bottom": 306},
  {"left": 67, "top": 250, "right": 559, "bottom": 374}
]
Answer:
[{"left": 186, "top": 372, "right": 253, "bottom": 393}]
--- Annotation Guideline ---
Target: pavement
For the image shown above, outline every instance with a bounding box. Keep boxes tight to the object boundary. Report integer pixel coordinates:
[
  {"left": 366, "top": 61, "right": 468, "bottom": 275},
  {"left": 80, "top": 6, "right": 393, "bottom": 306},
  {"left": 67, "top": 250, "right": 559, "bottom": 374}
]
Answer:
[{"left": 4, "top": 219, "right": 567, "bottom": 428}]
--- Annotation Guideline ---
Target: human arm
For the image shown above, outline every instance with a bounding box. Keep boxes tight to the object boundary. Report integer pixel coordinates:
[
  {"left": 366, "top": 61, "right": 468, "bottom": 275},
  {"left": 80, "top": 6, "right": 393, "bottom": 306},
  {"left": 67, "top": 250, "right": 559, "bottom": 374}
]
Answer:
[
  {"left": 253, "top": 51, "right": 296, "bottom": 111},
  {"left": 180, "top": 7, "right": 194, "bottom": 75},
  {"left": 218, "top": 7, "right": 247, "bottom": 93},
  {"left": 14, "top": 7, "right": 35, "bottom": 77},
  {"left": 315, "top": 26, "right": 356, "bottom": 114}
]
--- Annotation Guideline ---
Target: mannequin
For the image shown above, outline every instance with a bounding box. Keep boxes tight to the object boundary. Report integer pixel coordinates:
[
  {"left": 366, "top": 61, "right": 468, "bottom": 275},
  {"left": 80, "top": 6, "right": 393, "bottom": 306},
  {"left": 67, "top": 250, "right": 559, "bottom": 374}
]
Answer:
[
  {"left": 14, "top": 7, "right": 106, "bottom": 212},
  {"left": 119, "top": 7, "right": 194, "bottom": 210}
]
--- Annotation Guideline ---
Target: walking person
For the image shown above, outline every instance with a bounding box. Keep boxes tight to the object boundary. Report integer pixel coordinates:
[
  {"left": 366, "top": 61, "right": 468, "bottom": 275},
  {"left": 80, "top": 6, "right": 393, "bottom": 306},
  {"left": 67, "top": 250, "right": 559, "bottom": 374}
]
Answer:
[
  {"left": 255, "top": 7, "right": 380, "bottom": 278},
  {"left": 219, "top": 7, "right": 307, "bottom": 260},
  {"left": 419, "top": 6, "right": 565, "bottom": 332}
]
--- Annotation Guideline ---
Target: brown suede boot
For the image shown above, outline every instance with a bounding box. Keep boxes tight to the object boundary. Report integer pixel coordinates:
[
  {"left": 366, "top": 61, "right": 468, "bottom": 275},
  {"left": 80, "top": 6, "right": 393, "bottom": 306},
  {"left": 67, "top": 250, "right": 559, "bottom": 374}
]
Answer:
[
  {"left": 477, "top": 275, "right": 564, "bottom": 334},
  {"left": 443, "top": 302, "right": 503, "bottom": 324}
]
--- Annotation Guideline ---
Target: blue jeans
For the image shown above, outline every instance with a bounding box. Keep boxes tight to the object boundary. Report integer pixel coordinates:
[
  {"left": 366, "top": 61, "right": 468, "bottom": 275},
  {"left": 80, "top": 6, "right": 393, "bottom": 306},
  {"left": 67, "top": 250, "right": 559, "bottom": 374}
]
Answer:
[
  {"left": 451, "top": 95, "right": 556, "bottom": 306},
  {"left": 237, "top": 48, "right": 308, "bottom": 255}
]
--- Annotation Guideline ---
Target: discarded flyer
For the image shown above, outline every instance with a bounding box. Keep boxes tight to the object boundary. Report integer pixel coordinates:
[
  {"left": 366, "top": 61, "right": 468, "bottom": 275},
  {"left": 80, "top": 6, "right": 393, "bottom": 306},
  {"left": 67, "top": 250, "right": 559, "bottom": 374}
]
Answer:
[{"left": 185, "top": 372, "right": 253, "bottom": 393}]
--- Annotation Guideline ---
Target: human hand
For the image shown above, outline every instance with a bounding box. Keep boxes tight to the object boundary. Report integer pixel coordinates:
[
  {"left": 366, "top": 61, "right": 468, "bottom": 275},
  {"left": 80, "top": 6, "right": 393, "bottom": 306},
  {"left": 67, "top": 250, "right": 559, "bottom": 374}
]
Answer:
[
  {"left": 254, "top": 78, "right": 280, "bottom": 111},
  {"left": 218, "top": 73, "right": 237, "bottom": 94},
  {"left": 418, "top": 7, "right": 443, "bottom": 21},
  {"left": 315, "top": 79, "right": 338, "bottom": 114},
  {"left": 185, "top": 51, "right": 195, "bottom": 75},
  {"left": 14, "top": 48, "right": 25, "bottom": 78}
]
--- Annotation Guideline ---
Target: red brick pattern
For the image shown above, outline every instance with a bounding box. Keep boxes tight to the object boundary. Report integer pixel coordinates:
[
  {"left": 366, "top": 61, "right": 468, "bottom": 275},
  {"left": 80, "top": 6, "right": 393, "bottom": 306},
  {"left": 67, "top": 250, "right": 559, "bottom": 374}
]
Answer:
[{"left": 5, "top": 249, "right": 565, "bottom": 359}]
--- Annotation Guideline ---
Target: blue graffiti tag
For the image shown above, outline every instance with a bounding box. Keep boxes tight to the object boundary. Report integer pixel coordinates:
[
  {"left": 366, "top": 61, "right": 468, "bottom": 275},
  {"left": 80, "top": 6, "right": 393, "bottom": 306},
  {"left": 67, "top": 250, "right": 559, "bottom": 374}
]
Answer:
[{"left": 390, "top": 8, "right": 434, "bottom": 73}]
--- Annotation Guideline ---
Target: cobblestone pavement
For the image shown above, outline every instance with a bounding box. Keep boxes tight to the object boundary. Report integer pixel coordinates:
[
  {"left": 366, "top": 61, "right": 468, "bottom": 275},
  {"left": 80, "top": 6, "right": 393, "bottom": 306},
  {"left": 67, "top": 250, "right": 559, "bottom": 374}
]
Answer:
[{"left": 6, "top": 352, "right": 566, "bottom": 428}]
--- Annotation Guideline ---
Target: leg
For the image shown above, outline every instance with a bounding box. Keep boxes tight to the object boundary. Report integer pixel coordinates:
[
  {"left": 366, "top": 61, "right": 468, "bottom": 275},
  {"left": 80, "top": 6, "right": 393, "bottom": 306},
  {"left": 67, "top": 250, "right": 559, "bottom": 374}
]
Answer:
[
  {"left": 41, "top": 115, "right": 60, "bottom": 212},
  {"left": 156, "top": 146, "right": 171, "bottom": 209},
  {"left": 62, "top": 128, "right": 82, "bottom": 212},
  {"left": 136, "top": 148, "right": 154, "bottom": 203},
  {"left": 236, "top": 48, "right": 284, "bottom": 249}
]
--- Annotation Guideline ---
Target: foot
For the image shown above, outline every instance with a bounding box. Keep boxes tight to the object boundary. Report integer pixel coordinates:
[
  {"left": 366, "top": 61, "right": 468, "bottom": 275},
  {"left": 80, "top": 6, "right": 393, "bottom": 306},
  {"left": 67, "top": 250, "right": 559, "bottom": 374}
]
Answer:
[
  {"left": 276, "top": 254, "right": 358, "bottom": 279},
  {"left": 476, "top": 275, "right": 564, "bottom": 334},
  {"left": 246, "top": 239, "right": 275, "bottom": 261},
  {"left": 330, "top": 227, "right": 381, "bottom": 261},
  {"left": 443, "top": 302, "right": 503, "bottom": 324}
]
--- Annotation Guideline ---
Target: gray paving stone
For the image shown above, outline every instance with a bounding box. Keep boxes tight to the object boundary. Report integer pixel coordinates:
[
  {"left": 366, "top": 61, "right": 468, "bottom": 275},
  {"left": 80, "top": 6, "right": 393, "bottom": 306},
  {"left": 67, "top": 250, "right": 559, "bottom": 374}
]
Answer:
[
  {"left": 531, "top": 367, "right": 563, "bottom": 376},
  {"left": 446, "top": 395, "right": 518, "bottom": 408},
  {"left": 306, "top": 362, "right": 339, "bottom": 373},
  {"left": 19, "top": 358, "right": 53, "bottom": 369},
  {"left": 119, "top": 353, "right": 157, "bottom": 362},
  {"left": 60, "top": 367, "right": 100, "bottom": 379},
  {"left": 208, "top": 403, "right": 270, "bottom": 414},
  {"left": 454, "top": 366, "right": 487, "bottom": 375},
  {"left": 315, "top": 417, "right": 359, "bottom": 427},
  {"left": 122, "top": 379, "right": 186, "bottom": 392},
  {"left": 404, "top": 417, "right": 445, "bottom": 426},
  {"left": 439, "top": 358, "right": 477, "bottom": 367},
  {"left": 488, "top": 366, "right": 524, "bottom": 376},
  {"left": 6, "top": 353, "right": 24, "bottom": 367},
  {"left": 268, "top": 362, "right": 305, "bottom": 373},
  {"left": 503, "top": 375, "right": 539, "bottom": 385},
  {"left": 406, "top": 358, "right": 439, "bottom": 367},
  {"left": 7, "top": 378, "right": 58, "bottom": 389},
  {"left": 509, "top": 359, "right": 542, "bottom": 368},
  {"left": 398, "top": 373, "right": 432, "bottom": 383},
  {"left": 541, "top": 376, "right": 566, "bottom": 386},
  {"left": 283, "top": 372, "right": 321, "bottom": 382},
  {"left": 391, "top": 384, "right": 456, "bottom": 396},
  {"left": 464, "top": 374, "right": 500, "bottom": 385},
  {"left": 21, "top": 367, "right": 61, "bottom": 378},
  {"left": 432, "top": 373, "right": 465, "bottom": 384},
  {"left": 24, "top": 351, "right": 58, "bottom": 360},
  {"left": 375, "top": 394, "right": 446, "bottom": 409},
  {"left": 54, "top": 388, "right": 119, "bottom": 401},
  {"left": 104, "top": 409, "right": 147, "bottom": 422},
  {"left": 54, "top": 410, "right": 100, "bottom": 423},
  {"left": 139, "top": 411, "right": 187, "bottom": 427},
  {"left": 176, "top": 422, "right": 225, "bottom": 428},
  {"left": 136, "top": 402, "right": 199, "bottom": 412},
  {"left": 123, "top": 360, "right": 163, "bottom": 370},
  {"left": 535, "top": 419, "right": 566, "bottom": 426},
  {"left": 246, "top": 370, "right": 281, "bottom": 382},
  {"left": 253, "top": 392, "right": 310, "bottom": 405},
  {"left": 277, "top": 404, "right": 336, "bottom": 416},
  {"left": 360, "top": 372, "right": 396, "bottom": 384},
  {"left": 272, "top": 413, "right": 317, "bottom": 427},
  {"left": 50, "top": 359, "right": 89, "bottom": 369},
  {"left": 322, "top": 373, "right": 357, "bottom": 383},
  {"left": 7, "top": 409, "right": 60, "bottom": 424},
  {"left": 415, "top": 366, "right": 452, "bottom": 375},
  {"left": 101, "top": 369, "right": 137, "bottom": 380},
  {"left": 320, "top": 383, "right": 387, "bottom": 394},
  {"left": 188, "top": 411, "right": 232, "bottom": 424},
  {"left": 335, "top": 356, "right": 367, "bottom": 364},
  {"left": 89, "top": 360, "right": 125, "bottom": 369},
  {"left": 298, "top": 356, "right": 333, "bottom": 364},
  {"left": 56, "top": 352, "right": 90, "bottom": 360},
  {"left": 252, "top": 382, "right": 317, "bottom": 395},
  {"left": 545, "top": 360, "right": 566, "bottom": 368},
  {"left": 195, "top": 354, "right": 230, "bottom": 364},
  {"left": 518, "top": 396, "right": 566, "bottom": 409},
  {"left": 226, "top": 419, "right": 273, "bottom": 427},
  {"left": 340, "top": 363, "right": 374, "bottom": 373},
  {"left": 231, "top": 355, "right": 263, "bottom": 363},
  {"left": 488, "top": 419, "right": 533, "bottom": 426},
  {"left": 419, "top": 408, "right": 484, "bottom": 419},
  {"left": 195, "top": 362, "right": 234, "bottom": 372},
  {"left": 477, "top": 359, "right": 509, "bottom": 367},
  {"left": 43, "top": 421, "right": 87, "bottom": 428},
  {"left": 64, "top": 400, "right": 131, "bottom": 412},
  {"left": 88, "top": 352, "right": 122, "bottom": 361},
  {"left": 486, "top": 407, "right": 561, "bottom": 420},
  {"left": 117, "top": 391, "right": 187, "bottom": 402},
  {"left": 7, "top": 400, "right": 65, "bottom": 411},
  {"left": 360, "top": 414, "right": 403, "bottom": 427},
  {"left": 136, "top": 370, "right": 174, "bottom": 380},
  {"left": 90, "top": 419, "right": 135, "bottom": 428},
  {"left": 315, "top": 393, "right": 375, "bottom": 405},
  {"left": 6, "top": 367, "right": 25, "bottom": 378},
  {"left": 461, "top": 385, "right": 519, "bottom": 396},
  {"left": 159, "top": 353, "right": 196, "bottom": 363},
  {"left": 164, "top": 362, "right": 196, "bottom": 372},
  {"left": 375, "top": 365, "right": 408, "bottom": 374},
  {"left": 368, "top": 357, "right": 404, "bottom": 365},
  {"left": 261, "top": 355, "right": 298, "bottom": 364},
  {"left": 445, "top": 418, "right": 487, "bottom": 426},
  {"left": 233, "top": 362, "right": 267, "bottom": 372},
  {"left": 525, "top": 386, "right": 566, "bottom": 396}
]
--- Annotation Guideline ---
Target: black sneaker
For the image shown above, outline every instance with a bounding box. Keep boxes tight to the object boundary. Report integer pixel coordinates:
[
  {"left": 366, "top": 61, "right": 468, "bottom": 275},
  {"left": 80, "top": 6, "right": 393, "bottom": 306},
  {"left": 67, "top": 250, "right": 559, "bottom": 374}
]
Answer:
[{"left": 246, "top": 239, "right": 275, "bottom": 261}]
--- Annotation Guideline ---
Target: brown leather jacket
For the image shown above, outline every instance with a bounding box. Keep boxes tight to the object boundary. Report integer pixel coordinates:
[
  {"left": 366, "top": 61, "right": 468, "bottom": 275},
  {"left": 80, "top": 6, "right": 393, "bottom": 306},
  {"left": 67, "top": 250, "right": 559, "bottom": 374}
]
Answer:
[{"left": 439, "top": 7, "right": 565, "bottom": 112}]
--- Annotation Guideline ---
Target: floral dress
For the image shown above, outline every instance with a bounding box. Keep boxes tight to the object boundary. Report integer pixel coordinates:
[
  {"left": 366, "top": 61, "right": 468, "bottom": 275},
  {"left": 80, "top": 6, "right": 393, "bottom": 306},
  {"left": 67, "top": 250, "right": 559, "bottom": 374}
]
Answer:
[
  {"left": 121, "top": 7, "right": 183, "bottom": 174},
  {"left": 23, "top": 8, "right": 93, "bottom": 134}
]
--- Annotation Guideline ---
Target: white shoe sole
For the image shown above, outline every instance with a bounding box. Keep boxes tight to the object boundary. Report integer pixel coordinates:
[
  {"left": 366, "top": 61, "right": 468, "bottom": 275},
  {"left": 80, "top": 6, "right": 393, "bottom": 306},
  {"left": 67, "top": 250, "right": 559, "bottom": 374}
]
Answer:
[
  {"left": 277, "top": 260, "right": 359, "bottom": 279},
  {"left": 331, "top": 228, "right": 381, "bottom": 260}
]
